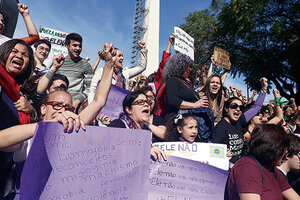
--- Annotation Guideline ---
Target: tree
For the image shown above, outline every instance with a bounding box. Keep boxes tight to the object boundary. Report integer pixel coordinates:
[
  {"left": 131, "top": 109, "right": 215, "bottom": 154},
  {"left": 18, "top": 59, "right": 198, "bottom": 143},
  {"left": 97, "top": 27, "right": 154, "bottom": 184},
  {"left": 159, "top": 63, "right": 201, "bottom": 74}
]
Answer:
[{"left": 181, "top": 0, "right": 300, "bottom": 103}]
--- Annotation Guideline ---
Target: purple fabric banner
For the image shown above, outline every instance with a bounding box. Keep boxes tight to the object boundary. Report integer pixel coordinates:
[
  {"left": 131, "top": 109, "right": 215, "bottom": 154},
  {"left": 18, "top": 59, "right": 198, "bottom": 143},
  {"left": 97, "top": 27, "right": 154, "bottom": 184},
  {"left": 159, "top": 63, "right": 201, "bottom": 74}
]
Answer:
[
  {"left": 148, "top": 155, "right": 229, "bottom": 200},
  {"left": 19, "top": 122, "right": 151, "bottom": 200},
  {"left": 98, "top": 85, "right": 130, "bottom": 119}
]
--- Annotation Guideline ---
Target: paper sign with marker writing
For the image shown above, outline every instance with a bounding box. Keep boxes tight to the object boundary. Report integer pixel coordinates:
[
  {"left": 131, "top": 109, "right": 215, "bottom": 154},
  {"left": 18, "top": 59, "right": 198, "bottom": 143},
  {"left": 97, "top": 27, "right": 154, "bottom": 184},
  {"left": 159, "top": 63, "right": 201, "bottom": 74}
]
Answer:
[
  {"left": 19, "top": 122, "right": 151, "bottom": 200},
  {"left": 153, "top": 142, "right": 229, "bottom": 170},
  {"left": 98, "top": 85, "right": 130, "bottom": 120},
  {"left": 148, "top": 155, "right": 228, "bottom": 200},
  {"left": 174, "top": 26, "right": 194, "bottom": 60},
  {"left": 212, "top": 46, "right": 231, "bottom": 70}
]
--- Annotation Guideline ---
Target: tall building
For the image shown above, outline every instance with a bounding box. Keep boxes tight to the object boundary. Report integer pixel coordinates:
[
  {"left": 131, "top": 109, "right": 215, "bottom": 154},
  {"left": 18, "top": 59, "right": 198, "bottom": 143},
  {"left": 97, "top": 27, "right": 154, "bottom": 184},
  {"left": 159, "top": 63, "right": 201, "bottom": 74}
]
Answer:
[{"left": 131, "top": 0, "right": 160, "bottom": 76}]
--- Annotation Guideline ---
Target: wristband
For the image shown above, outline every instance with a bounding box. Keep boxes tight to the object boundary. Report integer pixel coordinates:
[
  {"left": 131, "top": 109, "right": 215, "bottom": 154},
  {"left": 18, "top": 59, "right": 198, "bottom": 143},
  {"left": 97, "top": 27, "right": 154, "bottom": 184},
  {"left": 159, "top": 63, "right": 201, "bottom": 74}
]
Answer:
[
  {"left": 45, "top": 70, "right": 55, "bottom": 79},
  {"left": 275, "top": 97, "right": 282, "bottom": 106},
  {"left": 144, "top": 121, "right": 150, "bottom": 127}
]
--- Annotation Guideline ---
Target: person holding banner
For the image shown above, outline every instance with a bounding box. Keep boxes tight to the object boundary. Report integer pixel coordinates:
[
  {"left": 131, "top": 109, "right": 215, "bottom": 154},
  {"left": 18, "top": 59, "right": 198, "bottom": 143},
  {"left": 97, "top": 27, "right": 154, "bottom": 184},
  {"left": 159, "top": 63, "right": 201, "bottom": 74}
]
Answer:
[
  {"left": 226, "top": 124, "right": 300, "bottom": 200},
  {"left": 213, "top": 77, "right": 268, "bottom": 164},
  {"left": 88, "top": 40, "right": 147, "bottom": 104},
  {"left": 0, "top": 42, "right": 117, "bottom": 199},
  {"left": 108, "top": 89, "right": 167, "bottom": 161},
  {"left": 140, "top": 86, "right": 166, "bottom": 142}
]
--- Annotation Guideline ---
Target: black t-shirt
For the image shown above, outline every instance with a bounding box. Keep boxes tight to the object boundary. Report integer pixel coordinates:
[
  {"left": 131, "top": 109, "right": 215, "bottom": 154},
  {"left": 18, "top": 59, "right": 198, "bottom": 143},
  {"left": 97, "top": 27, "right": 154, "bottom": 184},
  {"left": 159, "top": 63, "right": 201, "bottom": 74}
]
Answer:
[
  {"left": 152, "top": 114, "right": 165, "bottom": 143},
  {"left": 213, "top": 115, "right": 246, "bottom": 163},
  {"left": 166, "top": 77, "right": 199, "bottom": 116},
  {"left": 108, "top": 119, "right": 126, "bottom": 128}
]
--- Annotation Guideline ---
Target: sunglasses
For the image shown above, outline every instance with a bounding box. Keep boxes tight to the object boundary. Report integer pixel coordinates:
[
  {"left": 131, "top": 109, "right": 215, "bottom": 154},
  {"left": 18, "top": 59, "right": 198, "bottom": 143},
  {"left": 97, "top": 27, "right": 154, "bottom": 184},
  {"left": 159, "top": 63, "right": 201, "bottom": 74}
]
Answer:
[
  {"left": 229, "top": 103, "right": 245, "bottom": 111},
  {"left": 46, "top": 101, "right": 75, "bottom": 112},
  {"left": 132, "top": 99, "right": 151, "bottom": 106}
]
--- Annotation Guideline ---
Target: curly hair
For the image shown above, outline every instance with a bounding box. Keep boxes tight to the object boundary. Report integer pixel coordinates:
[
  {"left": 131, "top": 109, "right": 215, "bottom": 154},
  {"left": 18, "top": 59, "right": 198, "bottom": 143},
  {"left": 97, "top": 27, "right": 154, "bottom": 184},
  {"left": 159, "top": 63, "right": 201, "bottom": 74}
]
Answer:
[{"left": 162, "top": 53, "right": 193, "bottom": 80}]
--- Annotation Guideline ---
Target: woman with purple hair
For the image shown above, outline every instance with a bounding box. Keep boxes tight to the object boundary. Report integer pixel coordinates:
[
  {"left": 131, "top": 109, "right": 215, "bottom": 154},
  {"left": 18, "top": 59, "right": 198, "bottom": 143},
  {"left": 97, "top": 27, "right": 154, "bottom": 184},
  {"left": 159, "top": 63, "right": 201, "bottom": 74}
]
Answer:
[{"left": 163, "top": 53, "right": 209, "bottom": 119}]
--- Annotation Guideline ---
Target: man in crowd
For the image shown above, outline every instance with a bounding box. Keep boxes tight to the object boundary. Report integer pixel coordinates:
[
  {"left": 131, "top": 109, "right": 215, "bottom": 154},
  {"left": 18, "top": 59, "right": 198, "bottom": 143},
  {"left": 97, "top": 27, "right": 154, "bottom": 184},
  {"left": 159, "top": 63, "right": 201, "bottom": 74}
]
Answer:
[{"left": 56, "top": 33, "right": 93, "bottom": 113}]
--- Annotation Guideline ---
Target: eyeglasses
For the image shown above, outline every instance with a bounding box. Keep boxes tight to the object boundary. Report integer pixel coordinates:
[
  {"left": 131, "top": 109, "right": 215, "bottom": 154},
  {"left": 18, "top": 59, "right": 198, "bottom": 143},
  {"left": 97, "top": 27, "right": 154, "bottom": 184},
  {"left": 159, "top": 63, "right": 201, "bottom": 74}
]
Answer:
[
  {"left": 229, "top": 103, "right": 245, "bottom": 111},
  {"left": 146, "top": 95, "right": 155, "bottom": 101},
  {"left": 131, "top": 99, "right": 151, "bottom": 106},
  {"left": 46, "top": 101, "right": 75, "bottom": 112},
  {"left": 37, "top": 46, "right": 50, "bottom": 53}
]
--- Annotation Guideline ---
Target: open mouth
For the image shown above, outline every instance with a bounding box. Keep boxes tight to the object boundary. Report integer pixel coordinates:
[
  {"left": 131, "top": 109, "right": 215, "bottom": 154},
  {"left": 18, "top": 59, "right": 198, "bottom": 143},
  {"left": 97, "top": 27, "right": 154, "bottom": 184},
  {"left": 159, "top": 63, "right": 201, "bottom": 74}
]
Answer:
[
  {"left": 12, "top": 59, "right": 23, "bottom": 68},
  {"left": 233, "top": 111, "right": 240, "bottom": 117},
  {"left": 142, "top": 108, "right": 150, "bottom": 114}
]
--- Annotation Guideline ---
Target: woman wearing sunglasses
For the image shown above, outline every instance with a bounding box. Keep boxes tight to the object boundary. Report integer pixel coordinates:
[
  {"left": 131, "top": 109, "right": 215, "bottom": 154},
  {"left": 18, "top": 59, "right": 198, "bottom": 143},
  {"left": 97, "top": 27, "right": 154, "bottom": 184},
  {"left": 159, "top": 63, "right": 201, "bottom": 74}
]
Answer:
[
  {"left": 213, "top": 77, "right": 268, "bottom": 164},
  {"left": 108, "top": 89, "right": 167, "bottom": 161}
]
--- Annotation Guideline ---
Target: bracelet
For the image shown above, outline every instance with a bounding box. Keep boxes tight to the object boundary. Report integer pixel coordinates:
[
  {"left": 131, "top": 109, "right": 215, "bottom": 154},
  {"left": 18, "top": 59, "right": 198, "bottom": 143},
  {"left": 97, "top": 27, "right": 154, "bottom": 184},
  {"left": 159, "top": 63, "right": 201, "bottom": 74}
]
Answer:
[
  {"left": 144, "top": 121, "right": 150, "bottom": 127},
  {"left": 261, "top": 88, "right": 267, "bottom": 93}
]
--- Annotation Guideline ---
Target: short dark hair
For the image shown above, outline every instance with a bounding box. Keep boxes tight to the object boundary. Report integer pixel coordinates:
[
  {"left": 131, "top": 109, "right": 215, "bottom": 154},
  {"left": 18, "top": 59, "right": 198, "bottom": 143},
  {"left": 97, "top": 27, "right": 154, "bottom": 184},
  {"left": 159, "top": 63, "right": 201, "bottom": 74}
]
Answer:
[
  {"left": 65, "top": 33, "right": 82, "bottom": 45},
  {"left": 48, "top": 73, "right": 69, "bottom": 89},
  {"left": 260, "top": 105, "right": 270, "bottom": 115},
  {"left": 287, "top": 134, "right": 300, "bottom": 158},
  {"left": 0, "top": 39, "right": 34, "bottom": 85},
  {"left": 34, "top": 39, "right": 52, "bottom": 50},
  {"left": 122, "top": 89, "right": 146, "bottom": 115},
  {"left": 248, "top": 124, "right": 290, "bottom": 170},
  {"left": 140, "top": 86, "right": 158, "bottom": 114}
]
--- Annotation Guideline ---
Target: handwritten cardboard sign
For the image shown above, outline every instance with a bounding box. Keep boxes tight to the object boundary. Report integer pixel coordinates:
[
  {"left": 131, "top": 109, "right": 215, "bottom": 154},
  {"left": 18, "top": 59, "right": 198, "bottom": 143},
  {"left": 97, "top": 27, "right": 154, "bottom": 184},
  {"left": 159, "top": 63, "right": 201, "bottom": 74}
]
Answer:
[
  {"left": 212, "top": 46, "right": 231, "bottom": 70},
  {"left": 98, "top": 85, "right": 130, "bottom": 119},
  {"left": 153, "top": 142, "right": 229, "bottom": 170},
  {"left": 19, "top": 122, "right": 151, "bottom": 200},
  {"left": 149, "top": 156, "right": 228, "bottom": 200},
  {"left": 174, "top": 26, "right": 194, "bottom": 60}
]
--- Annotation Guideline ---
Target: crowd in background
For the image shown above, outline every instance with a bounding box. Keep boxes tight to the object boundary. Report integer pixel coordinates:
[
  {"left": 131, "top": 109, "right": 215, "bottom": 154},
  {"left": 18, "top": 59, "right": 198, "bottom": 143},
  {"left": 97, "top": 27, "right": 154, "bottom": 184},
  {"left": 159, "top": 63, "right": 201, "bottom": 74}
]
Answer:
[{"left": 0, "top": 3, "right": 300, "bottom": 200}]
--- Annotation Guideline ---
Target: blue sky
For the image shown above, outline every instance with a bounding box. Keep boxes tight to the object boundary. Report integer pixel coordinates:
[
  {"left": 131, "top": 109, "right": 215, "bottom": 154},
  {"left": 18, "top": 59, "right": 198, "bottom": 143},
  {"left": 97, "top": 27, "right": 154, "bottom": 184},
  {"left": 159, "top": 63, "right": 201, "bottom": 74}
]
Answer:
[{"left": 13, "top": 0, "right": 273, "bottom": 101}]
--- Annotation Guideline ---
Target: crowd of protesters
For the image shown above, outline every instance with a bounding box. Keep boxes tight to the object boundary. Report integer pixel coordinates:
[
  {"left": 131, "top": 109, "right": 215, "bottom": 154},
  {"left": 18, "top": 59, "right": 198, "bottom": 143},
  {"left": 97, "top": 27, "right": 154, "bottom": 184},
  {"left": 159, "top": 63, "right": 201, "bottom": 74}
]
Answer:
[{"left": 0, "top": 3, "right": 300, "bottom": 200}]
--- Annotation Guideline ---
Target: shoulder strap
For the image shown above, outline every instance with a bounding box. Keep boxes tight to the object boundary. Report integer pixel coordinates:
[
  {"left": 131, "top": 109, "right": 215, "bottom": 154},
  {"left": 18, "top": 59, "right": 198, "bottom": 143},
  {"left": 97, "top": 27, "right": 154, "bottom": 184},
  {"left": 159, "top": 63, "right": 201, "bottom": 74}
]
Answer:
[{"left": 246, "top": 155, "right": 264, "bottom": 184}]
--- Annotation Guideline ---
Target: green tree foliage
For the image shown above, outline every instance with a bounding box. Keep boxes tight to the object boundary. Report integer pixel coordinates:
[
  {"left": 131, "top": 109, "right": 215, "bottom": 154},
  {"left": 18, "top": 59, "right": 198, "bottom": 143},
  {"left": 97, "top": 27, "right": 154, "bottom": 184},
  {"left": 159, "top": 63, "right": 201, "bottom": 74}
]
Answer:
[{"left": 181, "top": 0, "right": 299, "bottom": 102}]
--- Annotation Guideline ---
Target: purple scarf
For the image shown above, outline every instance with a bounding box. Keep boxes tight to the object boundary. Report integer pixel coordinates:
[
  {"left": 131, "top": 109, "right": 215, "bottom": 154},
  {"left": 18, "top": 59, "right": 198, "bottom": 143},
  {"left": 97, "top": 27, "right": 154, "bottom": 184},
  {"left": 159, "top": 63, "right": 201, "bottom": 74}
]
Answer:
[
  {"left": 119, "top": 113, "right": 151, "bottom": 131},
  {"left": 113, "top": 68, "right": 126, "bottom": 89}
]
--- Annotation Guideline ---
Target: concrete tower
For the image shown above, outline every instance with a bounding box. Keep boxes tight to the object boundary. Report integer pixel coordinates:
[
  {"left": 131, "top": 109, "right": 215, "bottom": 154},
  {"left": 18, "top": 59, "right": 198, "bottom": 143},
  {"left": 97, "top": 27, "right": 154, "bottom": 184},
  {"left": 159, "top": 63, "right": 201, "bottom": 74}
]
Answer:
[{"left": 131, "top": 0, "right": 160, "bottom": 76}]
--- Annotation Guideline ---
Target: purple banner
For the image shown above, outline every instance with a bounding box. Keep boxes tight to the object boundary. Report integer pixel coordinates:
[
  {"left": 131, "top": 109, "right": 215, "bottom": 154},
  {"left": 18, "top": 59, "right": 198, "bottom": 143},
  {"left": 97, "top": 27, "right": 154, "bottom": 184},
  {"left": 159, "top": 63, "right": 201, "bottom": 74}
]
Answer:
[
  {"left": 20, "top": 122, "right": 151, "bottom": 200},
  {"left": 149, "top": 156, "right": 228, "bottom": 200},
  {"left": 99, "top": 85, "right": 130, "bottom": 119}
]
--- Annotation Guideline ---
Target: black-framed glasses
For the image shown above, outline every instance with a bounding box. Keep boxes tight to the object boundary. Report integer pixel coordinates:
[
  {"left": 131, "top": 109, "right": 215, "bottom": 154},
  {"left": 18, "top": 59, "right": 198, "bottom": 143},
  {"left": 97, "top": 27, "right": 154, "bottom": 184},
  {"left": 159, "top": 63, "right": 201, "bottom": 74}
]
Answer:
[
  {"left": 146, "top": 95, "right": 155, "bottom": 101},
  {"left": 132, "top": 99, "right": 151, "bottom": 106},
  {"left": 46, "top": 101, "right": 75, "bottom": 112},
  {"left": 229, "top": 103, "right": 245, "bottom": 111}
]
